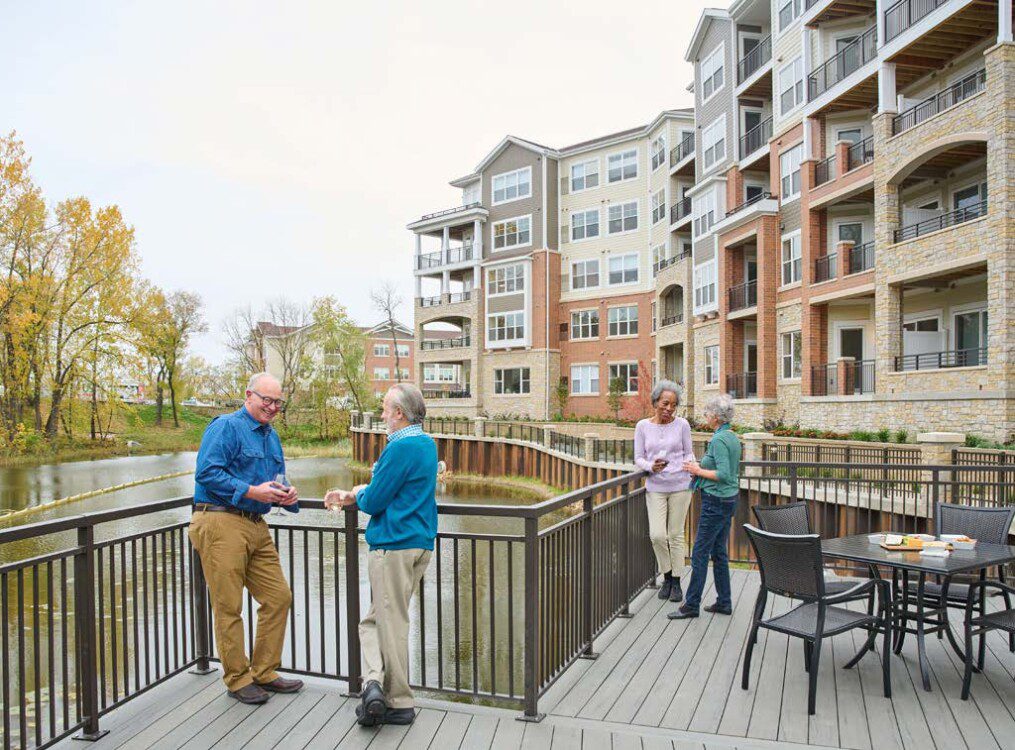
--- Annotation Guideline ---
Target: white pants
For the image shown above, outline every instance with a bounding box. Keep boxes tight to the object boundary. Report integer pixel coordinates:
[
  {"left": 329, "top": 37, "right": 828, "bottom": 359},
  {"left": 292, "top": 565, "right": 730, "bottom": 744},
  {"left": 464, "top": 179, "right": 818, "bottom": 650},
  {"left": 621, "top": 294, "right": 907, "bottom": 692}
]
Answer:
[{"left": 646, "top": 490, "right": 692, "bottom": 576}]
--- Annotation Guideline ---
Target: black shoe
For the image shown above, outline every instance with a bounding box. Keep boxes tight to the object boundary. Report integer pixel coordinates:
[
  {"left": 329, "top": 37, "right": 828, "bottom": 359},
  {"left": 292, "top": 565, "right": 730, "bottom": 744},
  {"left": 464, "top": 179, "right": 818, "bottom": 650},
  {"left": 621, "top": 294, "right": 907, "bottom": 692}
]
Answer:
[
  {"left": 228, "top": 683, "right": 270, "bottom": 704},
  {"left": 667, "top": 606, "right": 698, "bottom": 620},
  {"left": 669, "top": 580, "right": 683, "bottom": 603},
  {"left": 355, "top": 704, "right": 380, "bottom": 727},
  {"left": 381, "top": 707, "right": 416, "bottom": 725},
  {"left": 359, "top": 680, "right": 387, "bottom": 721},
  {"left": 704, "top": 603, "right": 732, "bottom": 615},
  {"left": 657, "top": 577, "right": 673, "bottom": 600}
]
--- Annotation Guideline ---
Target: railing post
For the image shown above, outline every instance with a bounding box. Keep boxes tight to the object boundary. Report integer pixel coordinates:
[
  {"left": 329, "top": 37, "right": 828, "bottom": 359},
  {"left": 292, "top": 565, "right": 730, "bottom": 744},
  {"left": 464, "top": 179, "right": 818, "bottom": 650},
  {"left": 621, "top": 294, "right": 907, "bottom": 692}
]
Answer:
[
  {"left": 519, "top": 515, "right": 544, "bottom": 722},
  {"left": 619, "top": 482, "right": 633, "bottom": 618},
  {"left": 343, "top": 506, "right": 363, "bottom": 697},
  {"left": 189, "top": 540, "right": 215, "bottom": 675},
  {"left": 73, "top": 525, "right": 109, "bottom": 741},
  {"left": 789, "top": 464, "right": 799, "bottom": 503},
  {"left": 579, "top": 492, "right": 599, "bottom": 659}
]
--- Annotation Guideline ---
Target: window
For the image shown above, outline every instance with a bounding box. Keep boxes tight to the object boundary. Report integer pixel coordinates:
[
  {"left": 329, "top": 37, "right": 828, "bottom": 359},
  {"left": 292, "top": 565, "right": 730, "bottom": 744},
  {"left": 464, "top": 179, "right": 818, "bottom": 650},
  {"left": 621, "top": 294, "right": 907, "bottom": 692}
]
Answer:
[
  {"left": 652, "top": 244, "right": 666, "bottom": 267},
  {"left": 571, "top": 209, "right": 600, "bottom": 241},
  {"left": 570, "top": 364, "right": 600, "bottom": 395},
  {"left": 778, "top": 0, "right": 802, "bottom": 31},
  {"left": 373, "top": 344, "right": 390, "bottom": 357},
  {"left": 702, "top": 116, "right": 726, "bottom": 170},
  {"left": 902, "top": 317, "right": 939, "bottom": 333},
  {"left": 650, "top": 135, "right": 666, "bottom": 170},
  {"left": 607, "top": 306, "right": 639, "bottom": 336},
  {"left": 746, "top": 184, "right": 765, "bottom": 201},
  {"left": 694, "top": 188, "right": 717, "bottom": 237},
  {"left": 570, "top": 159, "right": 599, "bottom": 192},
  {"left": 608, "top": 254, "right": 639, "bottom": 285},
  {"left": 953, "top": 182, "right": 988, "bottom": 211},
  {"left": 373, "top": 368, "right": 390, "bottom": 380},
  {"left": 494, "top": 368, "right": 530, "bottom": 395},
  {"left": 607, "top": 149, "right": 638, "bottom": 183},
  {"left": 608, "top": 363, "right": 639, "bottom": 394},
  {"left": 397, "top": 368, "right": 410, "bottom": 379},
  {"left": 780, "top": 144, "right": 803, "bottom": 201},
  {"left": 694, "top": 259, "right": 717, "bottom": 313},
  {"left": 704, "top": 346, "right": 719, "bottom": 385},
  {"left": 492, "top": 167, "right": 531, "bottom": 205},
  {"left": 487, "top": 312, "right": 525, "bottom": 342},
  {"left": 570, "top": 310, "right": 599, "bottom": 340},
  {"left": 396, "top": 344, "right": 410, "bottom": 358},
  {"left": 571, "top": 259, "right": 599, "bottom": 290},
  {"left": 782, "top": 232, "right": 801, "bottom": 285},
  {"left": 651, "top": 190, "right": 666, "bottom": 224},
  {"left": 837, "top": 128, "right": 863, "bottom": 145},
  {"left": 781, "top": 331, "right": 802, "bottom": 379},
  {"left": 838, "top": 222, "right": 863, "bottom": 246},
  {"left": 954, "top": 308, "right": 987, "bottom": 355},
  {"left": 700, "top": 44, "right": 725, "bottom": 101},
  {"left": 424, "top": 364, "right": 458, "bottom": 383},
  {"left": 487, "top": 264, "right": 525, "bottom": 294},
  {"left": 779, "top": 57, "right": 804, "bottom": 115},
  {"left": 492, "top": 216, "right": 531, "bottom": 250},
  {"left": 462, "top": 182, "right": 480, "bottom": 205},
  {"left": 608, "top": 201, "right": 638, "bottom": 234}
]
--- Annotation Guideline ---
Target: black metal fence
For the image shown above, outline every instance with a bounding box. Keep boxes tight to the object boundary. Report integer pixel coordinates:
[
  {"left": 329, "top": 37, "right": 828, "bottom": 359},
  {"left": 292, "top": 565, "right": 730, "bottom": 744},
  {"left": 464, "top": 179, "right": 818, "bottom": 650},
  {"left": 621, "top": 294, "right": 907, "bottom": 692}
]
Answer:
[
  {"left": 893, "top": 199, "right": 987, "bottom": 243},
  {"left": 808, "top": 25, "right": 877, "bottom": 101},
  {"left": 549, "top": 432, "right": 584, "bottom": 458},
  {"left": 484, "top": 421, "right": 544, "bottom": 444},
  {"left": 669, "top": 133, "right": 694, "bottom": 167},
  {"left": 892, "top": 69, "right": 986, "bottom": 134},
  {"left": 884, "top": 0, "right": 949, "bottom": 42},
  {"left": 740, "top": 117, "right": 772, "bottom": 160},
  {"left": 591, "top": 439, "right": 634, "bottom": 465},
  {"left": 847, "top": 240, "right": 875, "bottom": 274},
  {"left": 814, "top": 253, "right": 837, "bottom": 282},
  {"left": 814, "top": 155, "right": 836, "bottom": 187},
  {"left": 423, "top": 417, "right": 473, "bottom": 435},
  {"left": 728, "top": 279, "right": 758, "bottom": 311},
  {"left": 737, "top": 35, "right": 772, "bottom": 84},
  {"left": 894, "top": 347, "right": 987, "bottom": 371},
  {"left": 847, "top": 135, "right": 874, "bottom": 171}
]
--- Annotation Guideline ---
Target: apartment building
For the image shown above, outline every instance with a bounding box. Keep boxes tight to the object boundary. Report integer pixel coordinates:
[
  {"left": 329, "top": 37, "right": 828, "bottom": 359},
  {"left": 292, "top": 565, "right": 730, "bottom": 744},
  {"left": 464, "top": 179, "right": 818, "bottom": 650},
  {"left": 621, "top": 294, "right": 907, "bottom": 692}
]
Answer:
[
  {"left": 409, "top": 112, "right": 697, "bottom": 421},
  {"left": 680, "top": 0, "right": 1014, "bottom": 441}
]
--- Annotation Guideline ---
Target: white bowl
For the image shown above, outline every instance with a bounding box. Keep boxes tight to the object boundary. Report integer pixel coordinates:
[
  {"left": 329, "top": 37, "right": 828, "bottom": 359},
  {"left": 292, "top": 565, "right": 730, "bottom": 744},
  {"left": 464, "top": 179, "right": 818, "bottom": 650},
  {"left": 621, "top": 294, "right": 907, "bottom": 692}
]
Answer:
[
  {"left": 940, "top": 534, "right": 964, "bottom": 542},
  {"left": 867, "top": 533, "right": 885, "bottom": 544},
  {"left": 912, "top": 533, "right": 936, "bottom": 542},
  {"left": 952, "top": 539, "right": 977, "bottom": 550}
]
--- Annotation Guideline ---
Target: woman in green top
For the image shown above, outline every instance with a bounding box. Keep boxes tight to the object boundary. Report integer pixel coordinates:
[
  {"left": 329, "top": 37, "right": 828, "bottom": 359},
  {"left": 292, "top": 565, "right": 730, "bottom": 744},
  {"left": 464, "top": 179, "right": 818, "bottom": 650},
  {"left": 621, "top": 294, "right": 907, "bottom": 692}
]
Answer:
[{"left": 668, "top": 394, "right": 742, "bottom": 619}]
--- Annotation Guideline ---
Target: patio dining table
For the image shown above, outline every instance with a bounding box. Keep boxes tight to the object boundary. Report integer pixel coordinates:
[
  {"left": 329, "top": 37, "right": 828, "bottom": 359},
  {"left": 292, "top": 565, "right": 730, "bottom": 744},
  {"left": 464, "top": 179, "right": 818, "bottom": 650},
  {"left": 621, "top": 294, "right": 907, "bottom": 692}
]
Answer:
[{"left": 821, "top": 533, "right": 1015, "bottom": 692}]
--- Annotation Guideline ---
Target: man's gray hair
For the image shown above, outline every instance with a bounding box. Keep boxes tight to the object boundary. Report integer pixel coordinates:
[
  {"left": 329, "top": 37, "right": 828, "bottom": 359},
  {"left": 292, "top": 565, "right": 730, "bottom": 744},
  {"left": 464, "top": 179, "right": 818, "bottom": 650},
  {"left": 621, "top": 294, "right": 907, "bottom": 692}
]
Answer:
[
  {"left": 246, "top": 372, "right": 277, "bottom": 392},
  {"left": 388, "top": 383, "right": 426, "bottom": 425},
  {"left": 703, "top": 393, "right": 735, "bottom": 425},
  {"left": 650, "top": 379, "right": 682, "bottom": 407}
]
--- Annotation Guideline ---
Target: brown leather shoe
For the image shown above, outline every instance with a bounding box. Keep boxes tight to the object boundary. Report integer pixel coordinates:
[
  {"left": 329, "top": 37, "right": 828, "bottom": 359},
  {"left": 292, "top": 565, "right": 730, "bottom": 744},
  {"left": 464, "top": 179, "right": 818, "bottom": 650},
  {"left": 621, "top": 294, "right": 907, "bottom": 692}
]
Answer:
[
  {"left": 228, "top": 683, "right": 270, "bottom": 704},
  {"left": 255, "top": 676, "right": 304, "bottom": 693}
]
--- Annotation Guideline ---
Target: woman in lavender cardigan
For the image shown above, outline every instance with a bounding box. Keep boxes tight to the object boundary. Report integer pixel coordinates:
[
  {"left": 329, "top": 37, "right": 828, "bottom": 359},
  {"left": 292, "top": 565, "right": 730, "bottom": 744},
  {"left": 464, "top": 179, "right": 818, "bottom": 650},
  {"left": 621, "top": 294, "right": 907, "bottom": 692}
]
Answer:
[{"left": 634, "top": 380, "right": 695, "bottom": 602}]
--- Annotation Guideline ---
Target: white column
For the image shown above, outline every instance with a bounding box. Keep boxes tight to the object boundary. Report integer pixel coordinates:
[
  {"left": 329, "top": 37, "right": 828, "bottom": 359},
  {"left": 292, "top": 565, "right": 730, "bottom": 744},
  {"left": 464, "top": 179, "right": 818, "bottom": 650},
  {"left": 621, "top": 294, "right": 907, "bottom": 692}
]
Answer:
[
  {"left": 803, "top": 116, "right": 815, "bottom": 160},
  {"left": 1001, "top": 0, "right": 1013, "bottom": 43},
  {"left": 472, "top": 264, "right": 481, "bottom": 290},
  {"left": 414, "top": 234, "right": 421, "bottom": 257},
  {"left": 442, "top": 226, "right": 450, "bottom": 262},
  {"left": 875, "top": 0, "right": 885, "bottom": 49},
  {"left": 473, "top": 219, "right": 482, "bottom": 258},
  {"left": 441, "top": 270, "right": 450, "bottom": 296},
  {"left": 414, "top": 276, "right": 422, "bottom": 297},
  {"left": 878, "top": 61, "right": 898, "bottom": 114}
]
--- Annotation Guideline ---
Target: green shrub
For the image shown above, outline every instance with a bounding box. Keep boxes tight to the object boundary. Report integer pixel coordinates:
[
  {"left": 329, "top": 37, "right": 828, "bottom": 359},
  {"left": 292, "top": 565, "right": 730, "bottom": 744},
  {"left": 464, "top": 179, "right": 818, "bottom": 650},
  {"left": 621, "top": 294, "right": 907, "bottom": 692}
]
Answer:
[{"left": 875, "top": 427, "right": 891, "bottom": 443}]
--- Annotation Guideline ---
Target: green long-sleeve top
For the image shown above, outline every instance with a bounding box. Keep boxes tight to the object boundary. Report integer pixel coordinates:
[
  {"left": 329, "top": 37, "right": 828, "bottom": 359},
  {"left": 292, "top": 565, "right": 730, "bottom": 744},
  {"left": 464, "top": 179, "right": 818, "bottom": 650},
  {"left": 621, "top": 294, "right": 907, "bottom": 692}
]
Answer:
[{"left": 696, "top": 424, "right": 742, "bottom": 498}]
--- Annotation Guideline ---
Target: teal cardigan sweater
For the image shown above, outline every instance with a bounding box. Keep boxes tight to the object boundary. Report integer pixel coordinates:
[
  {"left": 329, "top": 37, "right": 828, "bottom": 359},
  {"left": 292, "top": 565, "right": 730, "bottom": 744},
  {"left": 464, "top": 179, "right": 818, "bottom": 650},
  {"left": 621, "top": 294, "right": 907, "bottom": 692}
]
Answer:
[{"left": 696, "top": 424, "right": 742, "bottom": 498}]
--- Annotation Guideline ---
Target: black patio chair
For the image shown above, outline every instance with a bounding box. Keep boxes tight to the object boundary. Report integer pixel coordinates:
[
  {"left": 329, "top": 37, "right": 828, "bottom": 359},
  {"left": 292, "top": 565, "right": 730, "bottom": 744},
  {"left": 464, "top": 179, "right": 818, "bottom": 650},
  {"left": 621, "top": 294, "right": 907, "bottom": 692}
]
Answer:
[
  {"left": 752, "top": 502, "right": 870, "bottom": 605},
  {"left": 742, "top": 524, "right": 892, "bottom": 715},
  {"left": 899, "top": 502, "right": 1015, "bottom": 659},
  {"left": 962, "top": 579, "right": 1015, "bottom": 699}
]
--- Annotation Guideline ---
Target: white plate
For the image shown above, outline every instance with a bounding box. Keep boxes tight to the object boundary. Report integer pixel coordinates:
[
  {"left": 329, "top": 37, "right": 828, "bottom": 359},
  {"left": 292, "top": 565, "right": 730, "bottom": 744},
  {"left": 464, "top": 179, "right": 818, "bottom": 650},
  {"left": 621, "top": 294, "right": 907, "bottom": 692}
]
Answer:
[{"left": 867, "top": 533, "right": 885, "bottom": 544}]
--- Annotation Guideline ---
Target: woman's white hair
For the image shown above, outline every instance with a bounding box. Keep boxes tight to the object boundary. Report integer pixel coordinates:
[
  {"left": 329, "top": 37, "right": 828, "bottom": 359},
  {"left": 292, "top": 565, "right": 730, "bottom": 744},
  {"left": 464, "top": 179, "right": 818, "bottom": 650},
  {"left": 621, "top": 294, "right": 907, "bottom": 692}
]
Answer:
[
  {"left": 703, "top": 393, "right": 735, "bottom": 425},
  {"left": 650, "top": 379, "right": 682, "bottom": 407}
]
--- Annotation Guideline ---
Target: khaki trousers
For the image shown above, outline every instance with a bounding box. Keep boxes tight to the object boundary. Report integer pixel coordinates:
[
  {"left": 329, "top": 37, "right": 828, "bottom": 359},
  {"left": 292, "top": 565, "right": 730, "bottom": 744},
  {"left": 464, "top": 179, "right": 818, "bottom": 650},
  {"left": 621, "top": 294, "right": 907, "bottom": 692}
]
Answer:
[
  {"left": 188, "top": 511, "right": 292, "bottom": 692},
  {"left": 646, "top": 490, "right": 692, "bottom": 576},
  {"left": 359, "top": 548, "right": 432, "bottom": 709}
]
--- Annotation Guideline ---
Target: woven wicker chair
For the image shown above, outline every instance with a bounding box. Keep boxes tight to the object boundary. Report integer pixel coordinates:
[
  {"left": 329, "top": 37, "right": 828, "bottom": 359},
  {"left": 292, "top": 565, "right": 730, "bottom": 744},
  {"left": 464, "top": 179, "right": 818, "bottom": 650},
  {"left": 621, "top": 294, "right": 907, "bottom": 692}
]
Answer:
[
  {"left": 752, "top": 502, "right": 870, "bottom": 605},
  {"left": 743, "top": 524, "right": 892, "bottom": 715},
  {"left": 962, "top": 579, "right": 1015, "bottom": 699}
]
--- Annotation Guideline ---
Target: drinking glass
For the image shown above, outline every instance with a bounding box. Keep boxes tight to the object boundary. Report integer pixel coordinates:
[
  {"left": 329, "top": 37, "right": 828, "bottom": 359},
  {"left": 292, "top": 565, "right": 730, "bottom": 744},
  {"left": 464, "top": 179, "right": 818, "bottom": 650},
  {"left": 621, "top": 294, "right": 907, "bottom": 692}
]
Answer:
[{"left": 271, "top": 473, "right": 290, "bottom": 515}]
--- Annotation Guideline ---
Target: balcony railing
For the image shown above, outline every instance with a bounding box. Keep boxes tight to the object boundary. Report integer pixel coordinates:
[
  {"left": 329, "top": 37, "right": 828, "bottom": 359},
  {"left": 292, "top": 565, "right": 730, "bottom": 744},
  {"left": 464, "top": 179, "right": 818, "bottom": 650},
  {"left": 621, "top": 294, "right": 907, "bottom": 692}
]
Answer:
[
  {"left": 894, "top": 347, "right": 987, "bottom": 371},
  {"left": 814, "top": 154, "right": 836, "bottom": 187},
  {"left": 418, "top": 291, "right": 473, "bottom": 307},
  {"left": 652, "top": 248, "right": 691, "bottom": 277},
  {"left": 847, "top": 359, "right": 876, "bottom": 394},
  {"left": 812, "top": 360, "right": 876, "bottom": 394},
  {"left": 670, "top": 196, "right": 692, "bottom": 224},
  {"left": 669, "top": 133, "right": 695, "bottom": 166},
  {"left": 421, "top": 388, "right": 472, "bottom": 399},
  {"left": 846, "top": 135, "right": 874, "bottom": 170},
  {"left": 808, "top": 25, "right": 877, "bottom": 101},
  {"left": 814, "top": 253, "right": 837, "bottom": 283},
  {"left": 660, "top": 311, "right": 684, "bottom": 327},
  {"left": 737, "top": 35, "right": 772, "bottom": 84},
  {"left": 892, "top": 69, "right": 986, "bottom": 134},
  {"left": 811, "top": 364, "right": 837, "bottom": 396},
  {"left": 884, "top": 0, "right": 948, "bottom": 42},
  {"left": 728, "top": 279, "right": 758, "bottom": 311},
  {"left": 893, "top": 199, "right": 987, "bottom": 243},
  {"left": 419, "top": 295, "right": 442, "bottom": 307},
  {"left": 418, "top": 202, "right": 481, "bottom": 221},
  {"left": 739, "top": 116, "right": 773, "bottom": 159},
  {"left": 726, "top": 191, "right": 773, "bottom": 218},
  {"left": 416, "top": 243, "right": 475, "bottom": 270},
  {"left": 421, "top": 336, "right": 470, "bottom": 350},
  {"left": 727, "top": 372, "right": 758, "bottom": 399},
  {"left": 847, "top": 241, "right": 875, "bottom": 274},
  {"left": 448, "top": 291, "right": 472, "bottom": 303}
]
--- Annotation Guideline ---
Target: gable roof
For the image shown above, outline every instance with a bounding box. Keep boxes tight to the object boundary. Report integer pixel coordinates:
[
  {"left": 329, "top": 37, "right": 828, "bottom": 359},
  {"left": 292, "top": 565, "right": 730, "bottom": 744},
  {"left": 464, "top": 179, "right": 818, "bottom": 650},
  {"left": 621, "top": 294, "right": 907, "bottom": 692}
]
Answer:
[
  {"left": 361, "top": 320, "right": 413, "bottom": 339},
  {"left": 449, "top": 135, "right": 558, "bottom": 187},
  {"left": 685, "top": 8, "right": 729, "bottom": 63}
]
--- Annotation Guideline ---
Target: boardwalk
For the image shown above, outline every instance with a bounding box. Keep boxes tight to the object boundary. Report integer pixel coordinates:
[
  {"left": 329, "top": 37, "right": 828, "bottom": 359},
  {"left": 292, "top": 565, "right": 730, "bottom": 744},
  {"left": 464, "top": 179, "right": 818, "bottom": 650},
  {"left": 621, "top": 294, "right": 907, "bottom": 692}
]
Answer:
[{"left": 54, "top": 569, "right": 1015, "bottom": 750}]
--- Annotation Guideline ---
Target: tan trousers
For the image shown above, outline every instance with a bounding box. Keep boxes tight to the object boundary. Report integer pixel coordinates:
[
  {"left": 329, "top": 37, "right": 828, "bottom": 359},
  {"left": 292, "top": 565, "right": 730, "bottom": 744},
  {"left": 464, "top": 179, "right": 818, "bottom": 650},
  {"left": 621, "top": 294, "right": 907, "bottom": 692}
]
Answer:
[
  {"left": 359, "top": 548, "right": 432, "bottom": 709},
  {"left": 646, "top": 490, "right": 692, "bottom": 576},
  {"left": 188, "top": 511, "right": 292, "bottom": 692}
]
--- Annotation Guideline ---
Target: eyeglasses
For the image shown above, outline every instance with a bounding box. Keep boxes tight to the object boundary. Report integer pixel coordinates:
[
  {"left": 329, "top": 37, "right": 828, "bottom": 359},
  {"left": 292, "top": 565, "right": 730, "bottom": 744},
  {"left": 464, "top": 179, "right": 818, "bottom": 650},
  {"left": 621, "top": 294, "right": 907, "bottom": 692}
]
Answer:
[{"left": 250, "top": 390, "right": 286, "bottom": 410}]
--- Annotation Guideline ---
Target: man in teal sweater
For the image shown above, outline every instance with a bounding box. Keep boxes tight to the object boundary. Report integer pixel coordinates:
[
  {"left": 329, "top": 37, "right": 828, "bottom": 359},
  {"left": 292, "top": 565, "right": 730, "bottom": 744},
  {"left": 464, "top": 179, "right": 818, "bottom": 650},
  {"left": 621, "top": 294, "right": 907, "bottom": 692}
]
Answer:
[{"left": 326, "top": 383, "right": 437, "bottom": 727}]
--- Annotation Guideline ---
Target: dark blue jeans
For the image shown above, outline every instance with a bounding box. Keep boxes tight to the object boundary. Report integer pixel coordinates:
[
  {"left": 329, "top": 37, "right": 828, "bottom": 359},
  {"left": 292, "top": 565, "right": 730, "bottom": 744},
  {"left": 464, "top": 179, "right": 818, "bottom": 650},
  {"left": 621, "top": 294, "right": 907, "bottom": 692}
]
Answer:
[{"left": 683, "top": 491, "right": 738, "bottom": 612}]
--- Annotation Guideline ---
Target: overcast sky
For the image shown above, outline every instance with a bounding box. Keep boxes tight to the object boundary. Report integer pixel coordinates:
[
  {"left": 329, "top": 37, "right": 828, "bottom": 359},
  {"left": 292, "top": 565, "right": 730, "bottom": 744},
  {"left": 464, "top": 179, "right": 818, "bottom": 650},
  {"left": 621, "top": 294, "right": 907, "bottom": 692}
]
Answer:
[{"left": 3, "top": 0, "right": 706, "bottom": 361}]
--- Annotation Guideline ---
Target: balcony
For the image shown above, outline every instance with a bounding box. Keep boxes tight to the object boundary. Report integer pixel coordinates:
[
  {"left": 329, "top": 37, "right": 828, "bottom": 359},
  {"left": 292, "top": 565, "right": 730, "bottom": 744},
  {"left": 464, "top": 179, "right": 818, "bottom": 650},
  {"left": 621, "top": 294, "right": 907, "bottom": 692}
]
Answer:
[
  {"left": 739, "top": 116, "right": 773, "bottom": 160},
  {"left": 846, "top": 135, "right": 874, "bottom": 171},
  {"left": 814, "top": 253, "right": 837, "bottom": 283},
  {"left": 422, "top": 388, "right": 472, "bottom": 399},
  {"left": 418, "top": 291, "right": 472, "bottom": 308},
  {"left": 726, "top": 191, "right": 774, "bottom": 219},
  {"left": 811, "top": 359, "right": 875, "bottom": 395},
  {"left": 807, "top": 25, "right": 877, "bottom": 102},
  {"left": 884, "top": 0, "right": 947, "bottom": 42},
  {"left": 669, "top": 133, "right": 695, "bottom": 167},
  {"left": 670, "top": 196, "right": 692, "bottom": 225},
  {"left": 418, "top": 202, "right": 481, "bottom": 222},
  {"left": 893, "top": 200, "right": 987, "bottom": 243},
  {"left": 814, "top": 155, "right": 836, "bottom": 187},
  {"left": 660, "top": 311, "right": 684, "bottom": 327},
  {"left": 737, "top": 35, "right": 772, "bottom": 84},
  {"left": 728, "top": 279, "right": 758, "bottom": 312},
  {"left": 894, "top": 347, "right": 987, "bottom": 371},
  {"left": 653, "top": 248, "right": 691, "bottom": 277},
  {"left": 726, "top": 372, "right": 758, "bottom": 399},
  {"left": 421, "top": 336, "right": 470, "bottom": 351},
  {"left": 415, "top": 243, "right": 475, "bottom": 271},
  {"left": 811, "top": 363, "right": 837, "bottom": 396},
  {"left": 892, "top": 69, "right": 986, "bottom": 135},
  {"left": 847, "top": 241, "right": 875, "bottom": 274}
]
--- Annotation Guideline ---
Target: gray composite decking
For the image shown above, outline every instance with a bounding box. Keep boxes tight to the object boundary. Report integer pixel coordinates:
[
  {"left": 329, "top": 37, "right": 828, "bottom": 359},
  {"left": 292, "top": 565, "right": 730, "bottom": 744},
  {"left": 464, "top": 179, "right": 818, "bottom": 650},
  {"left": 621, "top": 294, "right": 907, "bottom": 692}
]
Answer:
[{"left": 55, "top": 569, "right": 1015, "bottom": 750}]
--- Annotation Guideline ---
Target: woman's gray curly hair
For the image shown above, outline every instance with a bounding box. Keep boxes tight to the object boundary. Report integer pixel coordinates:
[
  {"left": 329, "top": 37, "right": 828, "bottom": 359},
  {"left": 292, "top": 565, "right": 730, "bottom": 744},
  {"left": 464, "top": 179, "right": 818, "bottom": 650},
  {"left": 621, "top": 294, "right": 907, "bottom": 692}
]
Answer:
[
  {"left": 703, "top": 393, "right": 735, "bottom": 425},
  {"left": 650, "top": 379, "right": 682, "bottom": 406}
]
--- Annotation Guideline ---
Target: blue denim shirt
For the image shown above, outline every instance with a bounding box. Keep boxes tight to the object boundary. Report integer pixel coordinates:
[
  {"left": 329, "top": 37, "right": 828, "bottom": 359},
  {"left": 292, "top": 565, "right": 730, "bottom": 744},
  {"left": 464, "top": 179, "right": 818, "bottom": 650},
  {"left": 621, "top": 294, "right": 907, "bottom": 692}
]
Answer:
[{"left": 193, "top": 407, "right": 296, "bottom": 515}]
